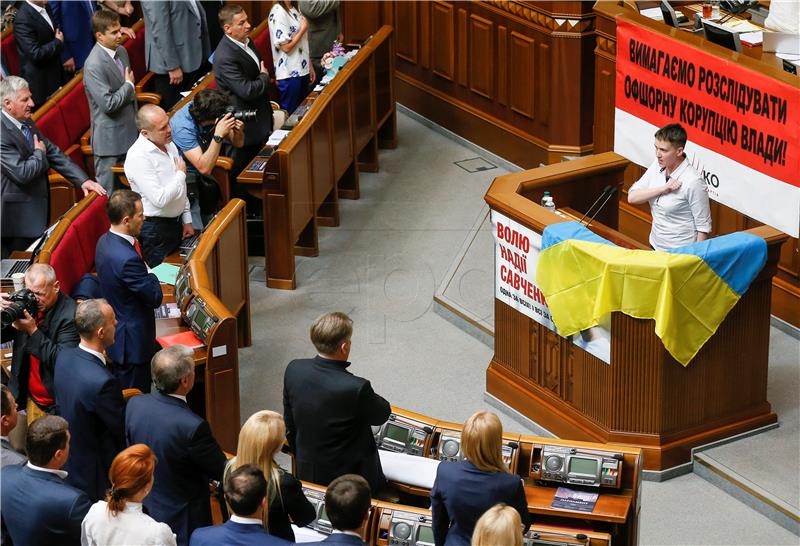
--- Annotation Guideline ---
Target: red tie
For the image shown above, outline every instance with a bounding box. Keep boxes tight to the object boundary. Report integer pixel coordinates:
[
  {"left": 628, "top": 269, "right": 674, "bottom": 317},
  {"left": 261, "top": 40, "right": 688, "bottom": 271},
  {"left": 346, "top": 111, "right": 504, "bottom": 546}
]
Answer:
[{"left": 133, "top": 238, "right": 143, "bottom": 258}]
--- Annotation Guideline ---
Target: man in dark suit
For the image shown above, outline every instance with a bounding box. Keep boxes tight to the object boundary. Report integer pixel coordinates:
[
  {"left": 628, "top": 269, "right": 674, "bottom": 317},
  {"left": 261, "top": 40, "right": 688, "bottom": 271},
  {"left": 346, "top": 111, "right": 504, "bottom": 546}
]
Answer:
[
  {"left": 0, "top": 264, "right": 79, "bottom": 423},
  {"left": 1, "top": 76, "right": 105, "bottom": 255},
  {"left": 95, "top": 189, "right": 163, "bottom": 391},
  {"left": 283, "top": 312, "right": 391, "bottom": 494},
  {"left": 83, "top": 9, "right": 139, "bottom": 193},
  {"left": 50, "top": 0, "right": 95, "bottom": 72},
  {"left": 0, "top": 415, "right": 92, "bottom": 545},
  {"left": 213, "top": 3, "right": 274, "bottom": 178},
  {"left": 141, "top": 0, "right": 211, "bottom": 110},
  {"left": 12, "top": 0, "right": 66, "bottom": 105},
  {"left": 126, "top": 345, "right": 228, "bottom": 546},
  {"left": 54, "top": 298, "right": 126, "bottom": 501},
  {"left": 1, "top": 385, "right": 26, "bottom": 468},
  {"left": 190, "top": 464, "right": 290, "bottom": 546},
  {"left": 306, "top": 475, "right": 371, "bottom": 546}
]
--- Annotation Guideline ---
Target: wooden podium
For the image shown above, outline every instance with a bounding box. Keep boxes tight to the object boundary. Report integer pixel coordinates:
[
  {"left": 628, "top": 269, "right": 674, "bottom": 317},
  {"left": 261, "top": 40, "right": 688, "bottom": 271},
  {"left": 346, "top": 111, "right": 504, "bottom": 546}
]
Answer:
[{"left": 485, "top": 152, "right": 787, "bottom": 472}]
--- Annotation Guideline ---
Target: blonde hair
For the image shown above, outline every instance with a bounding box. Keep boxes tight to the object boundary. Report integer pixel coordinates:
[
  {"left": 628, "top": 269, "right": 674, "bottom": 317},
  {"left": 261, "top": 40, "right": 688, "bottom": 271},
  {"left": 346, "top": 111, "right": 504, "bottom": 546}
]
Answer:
[
  {"left": 226, "top": 410, "right": 286, "bottom": 529},
  {"left": 461, "top": 411, "right": 508, "bottom": 474},
  {"left": 471, "top": 504, "right": 523, "bottom": 546}
]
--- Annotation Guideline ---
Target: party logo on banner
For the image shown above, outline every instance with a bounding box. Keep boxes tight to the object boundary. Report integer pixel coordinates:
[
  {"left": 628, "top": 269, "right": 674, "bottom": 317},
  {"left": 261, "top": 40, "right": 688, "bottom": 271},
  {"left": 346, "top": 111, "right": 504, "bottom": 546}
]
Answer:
[
  {"left": 491, "top": 211, "right": 611, "bottom": 364},
  {"left": 614, "top": 19, "right": 800, "bottom": 237}
]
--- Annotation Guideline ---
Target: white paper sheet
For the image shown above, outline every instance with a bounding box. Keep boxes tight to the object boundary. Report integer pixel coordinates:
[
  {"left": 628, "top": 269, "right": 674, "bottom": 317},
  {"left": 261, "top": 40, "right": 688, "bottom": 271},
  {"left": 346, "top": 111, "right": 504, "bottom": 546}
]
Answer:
[{"left": 379, "top": 450, "right": 440, "bottom": 489}]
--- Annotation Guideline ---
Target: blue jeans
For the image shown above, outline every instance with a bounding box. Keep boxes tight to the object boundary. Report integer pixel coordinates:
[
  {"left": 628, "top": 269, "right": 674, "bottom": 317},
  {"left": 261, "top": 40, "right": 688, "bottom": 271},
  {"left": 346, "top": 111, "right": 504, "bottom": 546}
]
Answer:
[{"left": 139, "top": 217, "right": 181, "bottom": 267}]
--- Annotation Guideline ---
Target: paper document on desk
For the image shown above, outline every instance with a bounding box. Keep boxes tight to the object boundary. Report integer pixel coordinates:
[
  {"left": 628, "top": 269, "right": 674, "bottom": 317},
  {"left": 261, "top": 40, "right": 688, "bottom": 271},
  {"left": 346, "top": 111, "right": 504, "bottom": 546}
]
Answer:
[
  {"left": 639, "top": 7, "right": 664, "bottom": 20},
  {"left": 722, "top": 19, "right": 761, "bottom": 33},
  {"left": 267, "top": 129, "right": 290, "bottom": 146},
  {"left": 379, "top": 450, "right": 440, "bottom": 489},
  {"left": 151, "top": 263, "right": 180, "bottom": 285},
  {"left": 764, "top": 32, "right": 800, "bottom": 55},
  {"left": 740, "top": 31, "right": 763, "bottom": 46},
  {"left": 292, "top": 525, "right": 327, "bottom": 543}
]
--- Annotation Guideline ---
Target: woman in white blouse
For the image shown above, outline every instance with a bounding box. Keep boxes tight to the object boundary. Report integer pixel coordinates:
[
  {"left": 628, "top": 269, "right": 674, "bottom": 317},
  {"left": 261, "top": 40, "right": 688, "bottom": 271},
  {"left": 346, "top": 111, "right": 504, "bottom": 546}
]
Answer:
[
  {"left": 81, "top": 444, "right": 176, "bottom": 546},
  {"left": 268, "top": 0, "right": 315, "bottom": 114}
]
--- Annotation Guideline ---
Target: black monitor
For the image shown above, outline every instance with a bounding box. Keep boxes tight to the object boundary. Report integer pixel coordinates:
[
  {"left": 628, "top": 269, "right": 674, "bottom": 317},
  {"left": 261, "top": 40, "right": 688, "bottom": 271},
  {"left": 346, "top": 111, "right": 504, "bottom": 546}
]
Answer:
[
  {"left": 702, "top": 20, "right": 742, "bottom": 52},
  {"left": 660, "top": 1, "right": 689, "bottom": 27}
]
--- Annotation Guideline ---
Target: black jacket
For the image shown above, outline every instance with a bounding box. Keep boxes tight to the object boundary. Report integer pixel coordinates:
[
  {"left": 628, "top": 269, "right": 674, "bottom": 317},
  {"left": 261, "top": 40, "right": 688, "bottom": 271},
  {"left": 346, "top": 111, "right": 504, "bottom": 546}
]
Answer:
[
  {"left": 126, "top": 391, "right": 227, "bottom": 546},
  {"left": 268, "top": 469, "right": 317, "bottom": 541},
  {"left": 13, "top": 1, "right": 65, "bottom": 106},
  {"left": 212, "top": 35, "right": 273, "bottom": 147},
  {"left": 283, "top": 356, "right": 391, "bottom": 494},
  {"left": 2, "top": 291, "right": 79, "bottom": 409}
]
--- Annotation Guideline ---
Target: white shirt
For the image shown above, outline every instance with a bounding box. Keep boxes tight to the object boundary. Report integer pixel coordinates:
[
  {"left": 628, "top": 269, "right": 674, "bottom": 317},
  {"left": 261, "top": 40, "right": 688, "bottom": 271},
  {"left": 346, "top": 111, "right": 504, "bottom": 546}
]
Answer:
[
  {"left": 98, "top": 43, "right": 135, "bottom": 90},
  {"left": 2, "top": 110, "right": 24, "bottom": 132},
  {"left": 230, "top": 515, "right": 262, "bottom": 525},
  {"left": 629, "top": 158, "right": 712, "bottom": 251},
  {"left": 81, "top": 500, "right": 177, "bottom": 546},
  {"left": 268, "top": 4, "right": 311, "bottom": 80},
  {"left": 26, "top": 1, "right": 53, "bottom": 30},
  {"left": 167, "top": 393, "right": 188, "bottom": 403},
  {"left": 226, "top": 35, "right": 260, "bottom": 68},
  {"left": 78, "top": 344, "right": 106, "bottom": 366},
  {"left": 27, "top": 461, "right": 67, "bottom": 479},
  {"left": 124, "top": 134, "right": 192, "bottom": 224}
]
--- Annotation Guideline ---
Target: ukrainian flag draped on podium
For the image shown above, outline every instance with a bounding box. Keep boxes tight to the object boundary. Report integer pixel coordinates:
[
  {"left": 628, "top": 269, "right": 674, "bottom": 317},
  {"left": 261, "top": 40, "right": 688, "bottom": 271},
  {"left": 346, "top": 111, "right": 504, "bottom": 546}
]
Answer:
[{"left": 535, "top": 222, "right": 767, "bottom": 365}]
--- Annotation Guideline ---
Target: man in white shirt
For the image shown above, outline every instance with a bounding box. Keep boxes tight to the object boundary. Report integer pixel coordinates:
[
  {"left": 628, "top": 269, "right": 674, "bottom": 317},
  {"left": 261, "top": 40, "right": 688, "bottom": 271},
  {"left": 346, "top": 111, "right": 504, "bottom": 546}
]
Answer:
[
  {"left": 124, "top": 104, "right": 195, "bottom": 266},
  {"left": 83, "top": 10, "right": 138, "bottom": 193},
  {"left": 189, "top": 464, "right": 288, "bottom": 546},
  {"left": 0, "top": 415, "right": 92, "bottom": 545},
  {"left": 627, "top": 123, "right": 712, "bottom": 251}
]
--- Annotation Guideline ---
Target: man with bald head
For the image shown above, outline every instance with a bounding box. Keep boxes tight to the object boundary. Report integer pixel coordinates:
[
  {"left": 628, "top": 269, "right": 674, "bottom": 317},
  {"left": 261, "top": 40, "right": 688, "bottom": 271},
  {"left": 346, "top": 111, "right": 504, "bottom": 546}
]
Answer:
[
  {"left": 54, "top": 298, "right": 125, "bottom": 501},
  {"left": 0, "top": 264, "right": 79, "bottom": 423},
  {"left": 124, "top": 104, "right": 194, "bottom": 266}
]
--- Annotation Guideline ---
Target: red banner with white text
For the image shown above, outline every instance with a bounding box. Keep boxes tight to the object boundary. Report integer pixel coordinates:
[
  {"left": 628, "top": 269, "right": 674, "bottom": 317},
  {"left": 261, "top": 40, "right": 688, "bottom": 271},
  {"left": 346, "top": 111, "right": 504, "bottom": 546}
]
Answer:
[{"left": 614, "top": 18, "right": 800, "bottom": 237}]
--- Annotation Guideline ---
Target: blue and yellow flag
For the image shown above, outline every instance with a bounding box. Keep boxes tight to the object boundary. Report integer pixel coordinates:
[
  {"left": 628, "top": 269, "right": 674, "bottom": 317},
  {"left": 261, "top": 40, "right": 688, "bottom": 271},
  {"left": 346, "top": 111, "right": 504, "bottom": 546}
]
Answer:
[{"left": 536, "top": 222, "right": 767, "bottom": 366}]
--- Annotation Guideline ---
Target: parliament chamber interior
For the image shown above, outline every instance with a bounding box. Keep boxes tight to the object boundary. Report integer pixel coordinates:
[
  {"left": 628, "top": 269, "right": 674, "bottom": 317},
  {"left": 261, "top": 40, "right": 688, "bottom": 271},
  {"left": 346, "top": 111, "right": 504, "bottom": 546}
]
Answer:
[{"left": 1, "top": 1, "right": 798, "bottom": 545}]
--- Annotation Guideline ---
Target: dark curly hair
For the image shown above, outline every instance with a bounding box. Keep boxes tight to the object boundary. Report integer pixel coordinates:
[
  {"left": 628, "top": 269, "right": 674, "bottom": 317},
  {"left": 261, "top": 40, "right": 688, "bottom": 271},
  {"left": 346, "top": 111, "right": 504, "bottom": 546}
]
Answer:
[{"left": 188, "top": 89, "right": 233, "bottom": 123}]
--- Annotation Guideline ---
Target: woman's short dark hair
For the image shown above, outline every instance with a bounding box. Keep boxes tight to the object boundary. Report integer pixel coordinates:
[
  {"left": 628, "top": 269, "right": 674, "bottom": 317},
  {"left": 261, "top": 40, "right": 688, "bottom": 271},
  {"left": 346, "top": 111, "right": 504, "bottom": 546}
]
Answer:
[
  {"left": 26, "top": 415, "right": 68, "bottom": 466},
  {"left": 188, "top": 89, "right": 232, "bottom": 123},
  {"left": 324, "top": 474, "right": 371, "bottom": 531},
  {"left": 654, "top": 123, "right": 687, "bottom": 149}
]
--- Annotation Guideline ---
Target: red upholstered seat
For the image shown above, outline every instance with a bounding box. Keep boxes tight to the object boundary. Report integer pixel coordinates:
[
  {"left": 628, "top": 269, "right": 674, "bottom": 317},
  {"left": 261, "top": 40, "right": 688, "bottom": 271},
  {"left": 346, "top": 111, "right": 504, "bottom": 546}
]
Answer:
[
  {"left": 124, "top": 25, "right": 147, "bottom": 80},
  {"left": 69, "top": 195, "right": 109, "bottom": 271},
  {"left": 48, "top": 195, "right": 109, "bottom": 295},
  {"left": 36, "top": 107, "right": 71, "bottom": 152},
  {"left": 49, "top": 226, "right": 90, "bottom": 296},
  {"left": 1, "top": 31, "right": 20, "bottom": 75},
  {"left": 59, "top": 81, "right": 90, "bottom": 144}
]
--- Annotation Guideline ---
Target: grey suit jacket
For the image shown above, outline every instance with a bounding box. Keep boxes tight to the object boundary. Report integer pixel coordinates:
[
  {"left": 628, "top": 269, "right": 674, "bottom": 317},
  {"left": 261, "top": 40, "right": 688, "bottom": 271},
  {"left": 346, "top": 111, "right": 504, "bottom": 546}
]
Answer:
[
  {"left": 83, "top": 44, "right": 138, "bottom": 157},
  {"left": 0, "top": 114, "right": 88, "bottom": 238},
  {"left": 298, "top": 0, "right": 342, "bottom": 60},
  {"left": 141, "top": 0, "right": 210, "bottom": 74},
  {"left": 1, "top": 439, "right": 26, "bottom": 468}
]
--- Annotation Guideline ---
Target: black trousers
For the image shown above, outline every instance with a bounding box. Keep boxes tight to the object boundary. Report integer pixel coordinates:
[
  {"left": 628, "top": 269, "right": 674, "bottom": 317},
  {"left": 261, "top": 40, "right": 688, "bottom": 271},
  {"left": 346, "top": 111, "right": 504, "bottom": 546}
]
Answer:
[
  {"left": 152, "top": 66, "right": 206, "bottom": 111},
  {"left": 139, "top": 216, "right": 182, "bottom": 267}
]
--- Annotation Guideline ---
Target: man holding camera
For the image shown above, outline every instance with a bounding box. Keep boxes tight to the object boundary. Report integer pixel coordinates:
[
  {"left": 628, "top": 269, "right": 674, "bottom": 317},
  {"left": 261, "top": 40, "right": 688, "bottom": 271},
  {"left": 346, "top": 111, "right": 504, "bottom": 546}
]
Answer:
[
  {"left": 213, "top": 4, "right": 275, "bottom": 178},
  {"left": 0, "top": 264, "right": 79, "bottom": 425},
  {"left": 171, "top": 89, "right": 244, "bottom": 227}
]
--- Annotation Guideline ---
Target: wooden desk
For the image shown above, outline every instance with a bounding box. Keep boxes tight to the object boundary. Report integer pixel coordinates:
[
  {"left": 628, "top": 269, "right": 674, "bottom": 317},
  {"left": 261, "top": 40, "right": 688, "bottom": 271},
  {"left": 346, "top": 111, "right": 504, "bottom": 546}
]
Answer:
[
  {"left": 485, "top": 151, "right": 787, "bottom": 473},
  {"left": 237, "top": 26, "right": 396, "bottom": 289},
  {"left": 593, "top": 0, "right": 800, "bottom": 328}
]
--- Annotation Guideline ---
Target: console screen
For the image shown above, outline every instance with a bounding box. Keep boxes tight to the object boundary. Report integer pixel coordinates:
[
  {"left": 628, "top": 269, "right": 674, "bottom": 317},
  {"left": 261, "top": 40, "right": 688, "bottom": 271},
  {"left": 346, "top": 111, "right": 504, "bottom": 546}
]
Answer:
[
  {"left": 569, "top": 457, "right": 598, "bottom": 476},
  {"left": 319, "top": 505, "right": 329, "bottom": 523},
  {"left": 385, "top": 423, "right": 410, "bottom": 443},
  {"left": 417, "top": 525, "right": 435, "bottom": 545},
  {"left": 175, "top": 272, "right": 190, "bottom": 306}
]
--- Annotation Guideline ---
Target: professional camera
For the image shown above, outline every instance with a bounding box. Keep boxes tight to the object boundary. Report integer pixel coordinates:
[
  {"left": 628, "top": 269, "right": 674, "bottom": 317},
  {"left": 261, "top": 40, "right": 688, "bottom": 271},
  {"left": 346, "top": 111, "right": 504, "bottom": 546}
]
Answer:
[
  {"left": 225, "top": 106, "right": 257, "bottom": 122},
  {"left": 1, "top": 289, "right": 39, "bottom": 330}
]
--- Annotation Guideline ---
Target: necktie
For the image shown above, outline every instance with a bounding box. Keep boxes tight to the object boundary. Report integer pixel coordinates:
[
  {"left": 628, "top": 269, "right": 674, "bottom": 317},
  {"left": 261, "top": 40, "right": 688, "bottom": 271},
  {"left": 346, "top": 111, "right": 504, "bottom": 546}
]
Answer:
[
  {"left": 114, "top": 53, "right": 125, "bottom": 79},
  {"left": 21, "top": 124, "right": 33, "bottom": 148},
  {"left": 133, "top": 238, "right": 143, "bottom": 258}
]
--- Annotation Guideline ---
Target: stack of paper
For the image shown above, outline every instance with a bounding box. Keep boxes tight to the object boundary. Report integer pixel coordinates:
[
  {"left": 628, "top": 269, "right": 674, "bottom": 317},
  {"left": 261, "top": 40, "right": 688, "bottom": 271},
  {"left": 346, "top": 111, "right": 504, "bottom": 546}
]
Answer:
[
  {"left": 740, "top": 31, "right": 764, "bottom": 46},
  {"left": 267, "top": 129, "right": 290, "bottom": 147}
]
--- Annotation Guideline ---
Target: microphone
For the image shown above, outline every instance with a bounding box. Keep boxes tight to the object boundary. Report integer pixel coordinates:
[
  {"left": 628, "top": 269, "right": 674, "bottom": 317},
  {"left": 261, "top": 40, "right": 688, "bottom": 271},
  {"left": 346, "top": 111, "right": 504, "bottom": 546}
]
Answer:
[
  {"left": 578, "top": 185, "right": 614, "bottom": 225},
  {"left": 585, "top": 186, "right": 618, "bottom": 230},
  {"left": 528, "top": 530, "right": 589, "bottom": 542}
]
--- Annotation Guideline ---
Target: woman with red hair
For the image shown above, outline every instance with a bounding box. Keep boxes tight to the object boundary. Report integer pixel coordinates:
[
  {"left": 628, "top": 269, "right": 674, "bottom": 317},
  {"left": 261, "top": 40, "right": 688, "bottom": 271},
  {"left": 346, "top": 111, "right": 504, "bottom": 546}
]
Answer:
[{"left": 81, "top": 444, "right": 176, "bottom": 546}]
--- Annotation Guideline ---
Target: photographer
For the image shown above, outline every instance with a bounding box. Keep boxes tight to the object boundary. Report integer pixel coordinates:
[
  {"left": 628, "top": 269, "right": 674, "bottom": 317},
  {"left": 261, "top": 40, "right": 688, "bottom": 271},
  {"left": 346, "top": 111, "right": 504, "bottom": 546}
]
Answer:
[
  {"left": 170, "top": 89, "right": 244, "bottom": 227},
  {"left": 0, "top": 264, "right": 79, "bottom": 424}
]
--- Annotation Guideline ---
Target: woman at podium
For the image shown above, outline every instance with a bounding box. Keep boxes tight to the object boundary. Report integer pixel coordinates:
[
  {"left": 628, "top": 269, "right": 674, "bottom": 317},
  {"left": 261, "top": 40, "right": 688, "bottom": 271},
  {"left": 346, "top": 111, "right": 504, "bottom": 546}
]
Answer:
[
  {"left": 627, "top": 123, "right": 712, "bottom": 251},
  {"left": 430, "top": 411, "right": 530, "bottom": 546}
]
